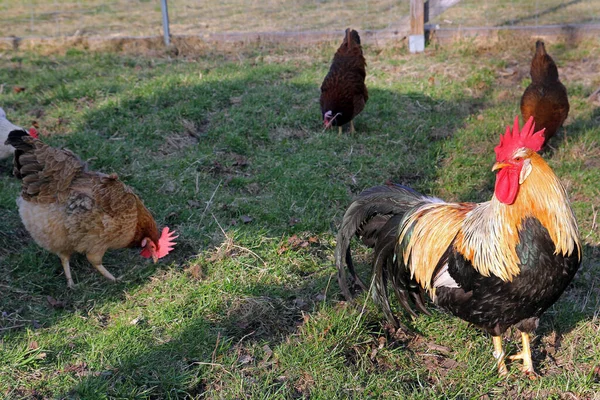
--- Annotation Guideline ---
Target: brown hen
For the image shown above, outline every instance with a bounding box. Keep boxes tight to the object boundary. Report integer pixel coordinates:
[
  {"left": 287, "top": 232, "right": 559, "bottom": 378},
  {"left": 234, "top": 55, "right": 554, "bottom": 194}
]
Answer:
[
  {"left": 521, "top": 40, "right": 569, "bottom": 145},
  {"left": 6, "top": 130, "right": 176, "bottom": 288},
  {"left": 320, "top": 28, "right": 368, "bottom": 134}
]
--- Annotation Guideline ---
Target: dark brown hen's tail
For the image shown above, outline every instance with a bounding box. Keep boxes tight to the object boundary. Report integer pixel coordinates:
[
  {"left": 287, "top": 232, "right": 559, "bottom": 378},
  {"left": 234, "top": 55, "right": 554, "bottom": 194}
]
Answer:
[
  {"left": 335, "top": 183, "right": 430, "bottom": 325},
  {"left": 343, "top": 28, "right": 361, "bottom": 49},
  {"left": 6, "top": 129, "right": 85, "bottom": 202},
  {"left": 530, "top": 40, "right": 559, "bottom": 84}
]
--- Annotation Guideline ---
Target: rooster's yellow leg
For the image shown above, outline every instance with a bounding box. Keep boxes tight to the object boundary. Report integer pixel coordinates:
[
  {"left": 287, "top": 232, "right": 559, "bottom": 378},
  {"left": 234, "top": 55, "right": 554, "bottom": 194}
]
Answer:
[
  {"left": 492, "top": 336, "right": 508, "bottom": 376},
  {"left": 86, "top": 253, "right": 116, "bottom": 282},
  {"left": 59, "top": 253, "right": 75, "bottom": 288},
  {"left": 350, "top": 121, "right": 355, "bottom": 134},
  {"left": 508, "top": 332, "right": 536, "bottom": 376},
  {"left": 338, "top": 126, "right": 342, "bottom": 135}
]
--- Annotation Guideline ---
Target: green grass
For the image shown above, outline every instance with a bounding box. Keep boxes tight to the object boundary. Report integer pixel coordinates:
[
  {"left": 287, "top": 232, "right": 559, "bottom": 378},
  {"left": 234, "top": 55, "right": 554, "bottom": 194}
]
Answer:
[{"left": 1, "top": 37, "right": 599, "bottom": 399}]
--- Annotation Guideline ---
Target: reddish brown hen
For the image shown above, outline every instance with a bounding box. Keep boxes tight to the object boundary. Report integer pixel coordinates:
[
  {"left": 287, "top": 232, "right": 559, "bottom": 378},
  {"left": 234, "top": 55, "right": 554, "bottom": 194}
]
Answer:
[
  {"left": 320, "top": 28, "right": 368, "bottom": 134},
  {"left": 521, "top": 40, "right": 569, "bottom": 145},
  {"left": 6, "top": 130, "right": 176, "bottom": 288}
]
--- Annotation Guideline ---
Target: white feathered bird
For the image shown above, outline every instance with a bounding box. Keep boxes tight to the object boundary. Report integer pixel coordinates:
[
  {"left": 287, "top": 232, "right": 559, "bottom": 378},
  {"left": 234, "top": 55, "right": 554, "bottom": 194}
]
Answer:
[
  {"left": 0, "top": 107, "right": 37, "bottom": 160},
  {"left": 0, "top": 107, "right": 25, "bottom": 160}
]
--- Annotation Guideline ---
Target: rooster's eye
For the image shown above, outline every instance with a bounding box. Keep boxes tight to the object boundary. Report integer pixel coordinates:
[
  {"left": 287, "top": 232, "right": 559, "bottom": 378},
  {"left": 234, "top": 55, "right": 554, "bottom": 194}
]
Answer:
[{"left": 515, "top": 157, "right": 522, "bottom": 162}]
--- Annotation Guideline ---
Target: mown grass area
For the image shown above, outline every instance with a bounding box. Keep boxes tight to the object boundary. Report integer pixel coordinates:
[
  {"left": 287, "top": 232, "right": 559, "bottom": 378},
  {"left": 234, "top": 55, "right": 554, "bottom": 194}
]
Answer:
[{"left": 0, "top": 36, "right": 599, "bottom": 399}]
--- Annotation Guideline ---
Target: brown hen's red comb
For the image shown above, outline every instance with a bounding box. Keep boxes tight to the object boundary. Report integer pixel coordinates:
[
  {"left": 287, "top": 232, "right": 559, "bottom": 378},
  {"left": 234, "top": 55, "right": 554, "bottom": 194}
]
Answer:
[
  {"left": 157, "top": 227, "right": 177, "bottom": 258},
  {"left": 494, "top": 116, "right": 545, "bottom": 162},
  {"left": 29, "top": 127, "right": 39, "bottom": 139},
  {"left": 140, "top": 227, "right": 178, "bottom": 259}
]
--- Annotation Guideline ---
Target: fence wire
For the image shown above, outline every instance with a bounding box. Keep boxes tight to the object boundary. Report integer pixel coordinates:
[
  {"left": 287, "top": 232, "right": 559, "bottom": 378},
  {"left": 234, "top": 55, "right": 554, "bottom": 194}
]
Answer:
[{"left": 1, "top": 0, "right": 599, "bottom": 40}]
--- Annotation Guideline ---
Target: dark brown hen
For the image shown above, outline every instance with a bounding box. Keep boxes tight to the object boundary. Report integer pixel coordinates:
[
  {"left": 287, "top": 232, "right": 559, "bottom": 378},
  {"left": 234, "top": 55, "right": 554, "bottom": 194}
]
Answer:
[
  {"left": 521, "top": 40, "right": 569, "bottom": 145},
  {"left": 320, "top": 28, "right": 368, "bottom": 134}
]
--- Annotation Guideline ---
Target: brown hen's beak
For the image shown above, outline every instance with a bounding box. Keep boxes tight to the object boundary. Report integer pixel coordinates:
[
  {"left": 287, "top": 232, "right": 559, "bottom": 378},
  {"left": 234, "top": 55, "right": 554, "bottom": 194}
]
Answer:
[
  {"left": 152, "top": 254, "right": 159, "bottom": 263},
  {"left": 492, "top": 162, "right": 510, "bottom": 172}
]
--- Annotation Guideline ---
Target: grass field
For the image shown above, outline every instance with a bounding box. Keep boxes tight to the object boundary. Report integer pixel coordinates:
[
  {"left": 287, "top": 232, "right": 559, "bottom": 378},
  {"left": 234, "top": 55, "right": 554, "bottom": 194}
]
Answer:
[{"left": 0, "top": 36, "right": 599, "bottom": 399}]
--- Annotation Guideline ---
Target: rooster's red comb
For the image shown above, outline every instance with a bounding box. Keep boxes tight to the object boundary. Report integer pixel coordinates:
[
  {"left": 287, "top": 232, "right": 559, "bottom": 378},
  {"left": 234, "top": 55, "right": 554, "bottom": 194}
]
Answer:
[
  {"left": 494, "top": 116, "right": 545, "bottom": 161},
  {"left": 29, "top": 127, "right": 39, "bottom": 139}
]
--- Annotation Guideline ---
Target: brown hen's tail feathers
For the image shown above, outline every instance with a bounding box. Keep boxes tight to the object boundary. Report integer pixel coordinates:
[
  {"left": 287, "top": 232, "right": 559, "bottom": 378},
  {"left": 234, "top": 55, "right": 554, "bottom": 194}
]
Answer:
[
  {"left": 335, "top": 183, "right": 431, "bottom": 322},
  {"left": 6, "top": 129, "right": 37, "bottom": 180}
]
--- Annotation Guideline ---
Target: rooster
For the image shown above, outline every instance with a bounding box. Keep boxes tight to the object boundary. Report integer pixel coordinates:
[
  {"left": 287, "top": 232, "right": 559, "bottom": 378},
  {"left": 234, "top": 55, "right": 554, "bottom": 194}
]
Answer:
[
  {"left": 521, "top": 41, "right": 569, "bottom": 145},
  {"left": 320, "top": 28, "right": 368, "bottom": 134},
  {"left": 5, "top": 130, "right": 177, "bottom": 288},
  {"left": 335, "top": 116, "right": 581, "bottom": 376},
  {"left": 0, "top": 107, "right": 37, "bottom": 160}
]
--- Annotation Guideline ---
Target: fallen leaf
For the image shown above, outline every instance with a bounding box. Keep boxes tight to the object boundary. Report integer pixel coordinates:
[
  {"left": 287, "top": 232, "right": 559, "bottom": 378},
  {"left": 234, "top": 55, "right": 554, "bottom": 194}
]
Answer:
[
  {"left": 62, "top": 362, "right": 88, "bottom": 376},
  {"left": 440, "top": 358, "right": 459, "bottom": 369},
  {"left": 29, "top": 341, "right": 39, "bottom": 350},
  {"left": 187, "top": 200, "right": 200, "bottom": 208},
  {"left": 13, "top": 86, "right": 26, "bottom": 93},
  {"left": 238, "top": 354, "right": 253, "bottom": 365},
  {"left": 498, "top": 68, "right": 515, "bottom": 76},
  {"left": 46, "top": 295, "right": 66, "bottom": 308},
  {"left": 426, "top": 342, "right": 451, "bottom": 355},
  {"left": 186, "top": 264, "right": 204, "bottom": 280},
  {"left": 232, "top": 155, "right": 249, "bottom": 167},
  {"left": 262, "top": 344, "right": 273, "bottom": 361},
  {"left": 164, "top": 181, "right": 176, "bottom": 193},
  {"left": 277, "top": 245, "right": 288, "bottom": 254},
  {"left": 593, "top": 364, "right": 600, "bottom": 383}
]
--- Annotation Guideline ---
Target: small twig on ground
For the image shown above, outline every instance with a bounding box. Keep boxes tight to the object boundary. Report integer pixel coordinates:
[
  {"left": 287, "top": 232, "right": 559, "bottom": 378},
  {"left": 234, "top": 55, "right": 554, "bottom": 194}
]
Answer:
[
  {"left": 197, "top": 180, "right": 222, "bottom": 223},
  {"left": 0, "top": 284, "right": 30, "bottom": 294},
  {"left": 212, "top": 331, "right": 221, "bottom": 364},
  {"left": 235, "top": 331, "right": 256, "bottom": 349},
  {"left": 587, "top": 86, "right": 600, "bottom": 103},
  {"left": 211, "top": 213, "right": 267, "bottom": 266},
  {"left": 0, "top": 325, "right": 26, "bottom": 331},
  {"left": 322, "top": 272, "right": 334, "bottom": 303}
]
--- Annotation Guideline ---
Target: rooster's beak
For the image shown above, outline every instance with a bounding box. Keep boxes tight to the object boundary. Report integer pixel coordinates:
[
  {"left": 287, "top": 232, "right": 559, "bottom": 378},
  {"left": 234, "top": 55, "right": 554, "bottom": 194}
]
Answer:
[{"left": 492, "top": 162, "right": 510, "bottom": 172}]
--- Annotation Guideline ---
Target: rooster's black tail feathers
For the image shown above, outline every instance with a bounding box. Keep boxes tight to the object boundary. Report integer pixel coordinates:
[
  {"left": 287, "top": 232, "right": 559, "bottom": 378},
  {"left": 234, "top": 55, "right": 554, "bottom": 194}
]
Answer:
[{"left": 335, "top": 184, "right": 431, "bottom": 325}]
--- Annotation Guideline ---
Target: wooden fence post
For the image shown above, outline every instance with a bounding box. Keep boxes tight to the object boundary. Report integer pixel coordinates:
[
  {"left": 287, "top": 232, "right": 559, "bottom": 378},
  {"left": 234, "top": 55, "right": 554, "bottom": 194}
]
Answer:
[{"left": 409, "top": 0, "right": 425, "bottom": 53}]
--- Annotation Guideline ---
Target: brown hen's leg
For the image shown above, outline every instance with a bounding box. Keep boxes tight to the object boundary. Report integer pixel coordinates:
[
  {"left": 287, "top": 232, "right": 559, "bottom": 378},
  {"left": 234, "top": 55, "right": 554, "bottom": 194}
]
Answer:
[
  {"left": 350, "top": 120, "right": 355, "bottom": 134},
  {"left": 338, "top": 126, "right": 342, "bottom": 135},
  {"left": 492, "top": 336, "right": 508, "bottom": 376},
  {"left": 86, "top": 252, "right": 116, "bottom": 283},
  {"left": 59, "top": 253, "right": 75, "bottom": 288},
  {"left": 508, "top": 332, "right": 537, "bottom": 378}
]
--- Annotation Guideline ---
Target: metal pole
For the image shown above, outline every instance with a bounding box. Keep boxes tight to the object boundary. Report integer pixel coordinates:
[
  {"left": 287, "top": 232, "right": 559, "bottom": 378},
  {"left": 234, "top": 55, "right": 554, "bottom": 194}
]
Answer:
[{"left": 160, "top": 0, "right": 171, "bottom": 46}]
